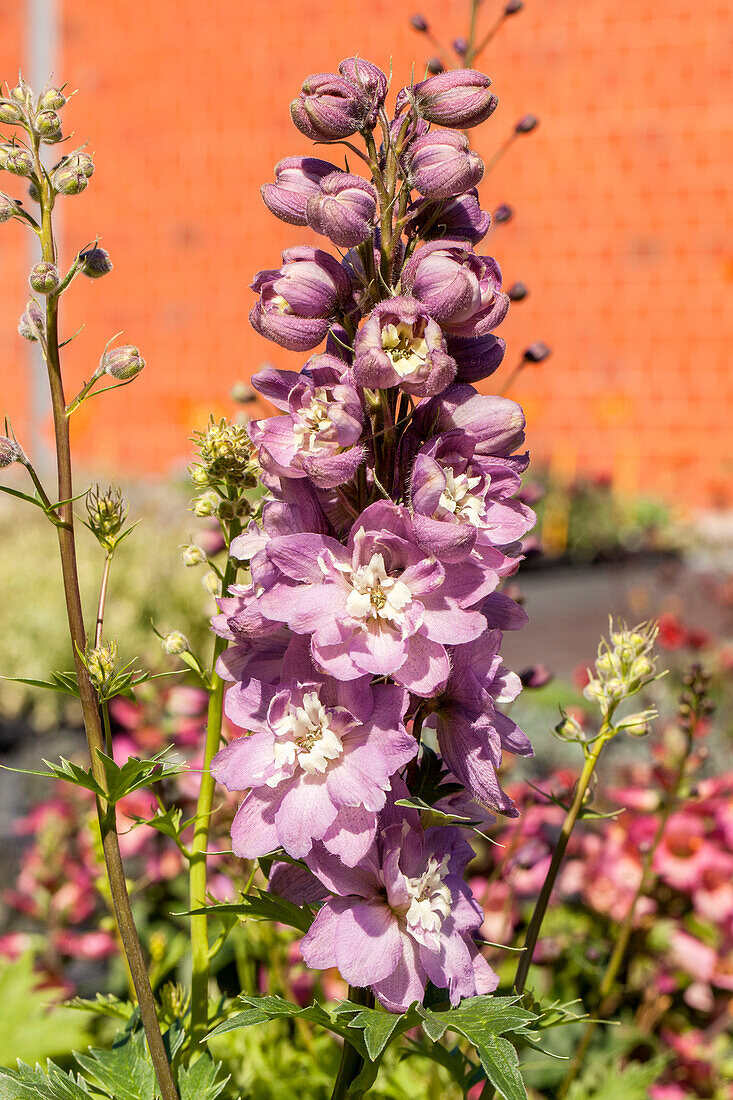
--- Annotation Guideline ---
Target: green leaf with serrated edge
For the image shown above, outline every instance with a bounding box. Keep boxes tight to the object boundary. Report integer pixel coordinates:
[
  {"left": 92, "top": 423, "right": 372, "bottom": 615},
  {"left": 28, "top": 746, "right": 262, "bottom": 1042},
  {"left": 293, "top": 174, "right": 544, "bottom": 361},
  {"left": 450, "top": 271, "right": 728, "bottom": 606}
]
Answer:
[
  {"left": 337, "top": 1005, "right": 403, "bottom": 1061},
  {"left": 0, "top": 1062, "right": 91, "bottom": 1100},
  {"left": 74, "top": 1031, "right": 156, "bottom": 1100},
  {"left": 65, "top": 993, "right": 135, "bottom": 1020},
  {"left": 2, "top": 673, "right": 80, "bottom": 697},
  {"left": 473, "top": 1033, "right": 527, "bottom": 1100},
  {"left": 0, "top": 758, "right": 107, "bottom": 798},
  {"left": 177, "top": 1056, "right": 228, "bottom": 1100},
  {"left": 127, "top": 804, "right": 184, "bottom": 840},
  {"left": 394, "top": 796, "right": 497, "bottom": 841},
  {"left": 402, "top": 1036, "right": 476, "bottom": 1089},
  {"left": 185, "top": 889, "right": 314, "bottom": 934},
  {"left": 95, "top": 750, "right": 185, "bottom": 804}
]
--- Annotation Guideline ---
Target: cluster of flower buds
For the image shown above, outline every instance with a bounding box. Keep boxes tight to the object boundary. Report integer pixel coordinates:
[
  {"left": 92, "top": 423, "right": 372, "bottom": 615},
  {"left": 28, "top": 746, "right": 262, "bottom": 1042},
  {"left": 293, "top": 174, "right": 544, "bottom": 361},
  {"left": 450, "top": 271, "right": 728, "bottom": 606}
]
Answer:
[
  {"left": 85, "top": 639, "right": 119, "bottom": 694},
  {"left": 84, "top": 485, "right": 129, "bottom": 553},
  {"left": 207, "top": 55, "right": 539, "bottom": 1015},
  {"left": 584, "top": 619, "right": 660, "bottom": 720}
]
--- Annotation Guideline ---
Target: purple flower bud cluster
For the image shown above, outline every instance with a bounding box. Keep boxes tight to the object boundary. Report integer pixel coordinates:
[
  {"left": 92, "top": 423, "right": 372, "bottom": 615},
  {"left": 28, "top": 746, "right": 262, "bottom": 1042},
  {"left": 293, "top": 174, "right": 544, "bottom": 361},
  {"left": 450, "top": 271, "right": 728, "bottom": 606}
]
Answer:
[{"left": 213, "top": 57, "right": 535, "bottom": 1013}]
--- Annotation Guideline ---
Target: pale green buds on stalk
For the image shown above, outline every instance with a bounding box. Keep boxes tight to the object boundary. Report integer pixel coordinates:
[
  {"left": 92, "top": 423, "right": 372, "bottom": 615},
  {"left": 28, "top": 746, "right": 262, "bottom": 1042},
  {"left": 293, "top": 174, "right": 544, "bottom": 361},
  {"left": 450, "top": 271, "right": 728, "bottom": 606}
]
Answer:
[
  {"left": 0, "top": 102, "right": 23, "bottom": 124},
  {"left": 189, "top": 416, "right": 259, "bottom": 489},
  {"left": 202, "top": 570, "right": 221, "bottom": 596},
  {"left": 29, "top": 261, "right": 60, "bottom": 295},
  {"left": 162, "top": 631, "right": 190, "bottom": 656},
  {"left": 191, "top": 491, "right": 219, "bottom": 518},
  {"left": 51, "top": 150, "right": 94, "bottom": 195},
  {"left": 101, "top": 345, "right": 145, "bottom": 380},
  {"left": 34, "top": 110, "right": 62, "bottom": 138},
  {"left": 79, "top": 247, "right": 113, "bottom": 279},
  {"left": 86, "top": 640, "right": 118, "bottom": 693},
  {"left": 583, "top": 619, "right": 660, "bottom": 720},
  {"left": 0, "top": 193, "right": 17, "bottom": 222},
  {"left": 554, "top": 709, "right": 586, "bottom": 743},
  {"left": 85, "top": 484, "right": 128, "bottom": 552},
  {"left": 0, "top": 143, "right": 34, "bottom": 177},
  {"left": 180, "top": 544, "right": 207, "bottom": 567},
  {"left": 9, "top": 78, "right": 33, "bottom": 108},
  {"left": 38, "top": 86, "right": 67, "bottom": 111}
]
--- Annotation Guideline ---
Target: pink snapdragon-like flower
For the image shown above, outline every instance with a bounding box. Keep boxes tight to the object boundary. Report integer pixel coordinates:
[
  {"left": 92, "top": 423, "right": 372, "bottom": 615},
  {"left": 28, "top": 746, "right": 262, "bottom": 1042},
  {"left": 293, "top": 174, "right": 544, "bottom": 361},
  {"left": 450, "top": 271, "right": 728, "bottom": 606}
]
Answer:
[
  {"left": 410, "top": 429, "right": 533, "bottom": 564},
  {"left": 212, "top": 668, "right": 415, "bottom": 865},
  {"left": 257, "top": 500, "right": 497, "bottom": 696},
  {"left": 352, "top": 296, "right": 456, "bottom": 397},
  {"left": 250, "top": 247, "right": 353, "bottom": 351},
  {"left": 429, "top": 629, "right": 532, "bottom": 815},
  {"left": 300, "top": 819, "right": 498, "bottom": 1011},
  {"left": 248, "top": 359, "right": 364, "bottom": 488}
]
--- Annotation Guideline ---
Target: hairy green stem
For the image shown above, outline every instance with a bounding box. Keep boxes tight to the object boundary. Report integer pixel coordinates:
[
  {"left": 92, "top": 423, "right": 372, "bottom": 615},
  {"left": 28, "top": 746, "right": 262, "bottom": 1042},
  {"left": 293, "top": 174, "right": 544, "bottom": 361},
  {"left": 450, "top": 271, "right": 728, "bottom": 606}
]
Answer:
[
  {"left": 189, "top": 539, "right": 240, "bottom": 1047},
  {"left": 480, "top": 722, "right": 614, "bottom": 1100},
  {"left": 330, "top": 986, "right": 374, "bottom": 1100},
  {"left": 34, "top": 150, "right": 178, "bottom": 1098},
  {"left": 557, "top": 729, "right": 694, "bottom": 1097}
]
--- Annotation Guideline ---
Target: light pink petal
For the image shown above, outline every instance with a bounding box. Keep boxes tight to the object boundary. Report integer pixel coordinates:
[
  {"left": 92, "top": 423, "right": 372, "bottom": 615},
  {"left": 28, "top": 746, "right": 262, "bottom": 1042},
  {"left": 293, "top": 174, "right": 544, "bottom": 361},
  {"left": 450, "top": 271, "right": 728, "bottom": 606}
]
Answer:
[
  {"left": 420, "top": 928, "right": 475, "bottom": 1004},
  {"left": 306, "top": 840, "right": 381, "bottom": 897},
  {"left": 397, "top": 635, "right": 450, "bottom": 696},
  {"left": 349, "top": 628, "right": 409, "bottom": 677},
  {"left": 275, "top": 776, "right": 339, "bottom": 858},
  {"left": 311, "top": 637, "right": 364, "bottom": 680},
  {"left": 371, "top": 933, "right": 427, "bottom": 1012},
  {"left": 420, "top": 604, "right": 486, "bottom": 644},
  {"left": 224, "top": 678, "right": 277, "bottom": 734},
  {"left": 300, "top": 898, "right": 350, "bottom": 970},
  {"left": 210, "top": 732, "right": 276, "bottom": 791},
  {"left": 326, "top": 759, "right": 387, "bottom": 812},
  {"left": 335, "top": 903, "right": 402, "bottom": 985},
  {"left": 230, "top": 790, "right": 280, "bottom": 858},
  {"left": 322, "top": 806, "right": 377, "bottom": 867}
]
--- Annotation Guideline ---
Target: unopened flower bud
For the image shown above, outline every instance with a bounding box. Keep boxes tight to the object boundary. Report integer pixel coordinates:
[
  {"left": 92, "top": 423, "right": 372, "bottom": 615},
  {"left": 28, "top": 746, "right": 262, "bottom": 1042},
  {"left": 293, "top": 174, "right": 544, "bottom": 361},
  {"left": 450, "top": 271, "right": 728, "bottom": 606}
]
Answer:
[
  {"left": 86, "top": 640, "right": 118, "bottom": 692},
  {"left": 338, "top": 58, "right": 387, "bottom": 123},
  {"left": 291, "top": 71, "right": 374, "bottom": 142},
  {"left": 230, "top": 382, "right": 256, "bottom": 404},
  {"left": 38, "top": 87, "right": 67, "bottom": 111},
  {"left": 515, "top": 114, "right": 539, "bottom": 134},
  {"left": 411, "top": 69, "right": 498, "bottom": 128},
  {"left": 508, "top": 281, "right": 528, "bottom": 301},
  {"left": 505, "top": 0, "right": 523, "bottom": 12},
  {"left": 29, "top": 261, "right": 60, "bottom": 294},
  {"left": 100, "top": 344, "right": 145, "bottom": 380},
  {"left": 523, "top": 341, "right": 551, "bottom": 363},
  {"left": 408, "top": 129, "right": 484, "bottom": 200},
  {"left": 410, "top": 13, "right": 429, "bottom": 31},
  {"left": 162, "top": 631, "right": 190, "bottom": 656},
  {"left": 202, "top": 570, "right": 221, "bottom": 596},
  {"left": 18, "top": 300, "right": 44, "bottom": 341},
  {"left": 0, "top": 436, "right": 22, "bottom": 467},
  {"left": 191, "top": 491, "right": 219, "bottom": 517},
  {"left": 520, "top": 664, "right": 553, "bottom": 689},
  {"left": 0, "top": 102, "right": 23, "bottom": 124},
  {"left": 52, "top": 151, "right": 94, "bottom": 195},
  {"left": 79, "top": 247, "right": 113, "bottom": 278},
  {"left": 86, "top": 485, "right": 128, "bottom": 549},
  {"left": 453, "top": 37, "right": 468, "bottom": 56},
  {"left": 0, "top": 144, "right": 34, "bottom": 177},
  {"left": 306, "top": 170, "right": 378, "bottom": 247},
  {"left": 34, "top": 110, "right": 61, "bottom": 137},
  {"left": 191, "top": 415, "right": 258, "bottom": 487},
  {"left": 10, "top": 79, "right": 33, "bottom": 106},
  {"left": 261, "top": 156, "right": 340, "bottom": 226},
  {"left": 555, "top": 710, "right": 585, "bottom": 741},
  {"left": 180, "top": 544, "right": 207, "bottom": 567},
  {"left": 426, "top": 58, "right": 445, "bottom": 75},
  {"left": 0, "top": 192, "right": 16, "bottom": 222},
  {"left": 493, "top": 203, "right": 513, "bottom": 224}
]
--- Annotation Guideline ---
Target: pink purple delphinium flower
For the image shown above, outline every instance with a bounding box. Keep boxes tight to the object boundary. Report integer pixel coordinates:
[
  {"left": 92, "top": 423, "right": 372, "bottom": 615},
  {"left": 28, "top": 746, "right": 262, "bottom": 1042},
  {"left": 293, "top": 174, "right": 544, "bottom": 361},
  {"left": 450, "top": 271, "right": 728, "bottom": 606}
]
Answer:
[{"left": 210, "top": 50, "right": 537, "bottom": 1010}]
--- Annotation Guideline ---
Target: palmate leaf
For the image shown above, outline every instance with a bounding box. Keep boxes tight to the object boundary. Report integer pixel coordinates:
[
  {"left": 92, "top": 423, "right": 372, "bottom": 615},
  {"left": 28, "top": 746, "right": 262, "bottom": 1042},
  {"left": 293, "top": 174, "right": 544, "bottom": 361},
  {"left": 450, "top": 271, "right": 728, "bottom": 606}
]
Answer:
[
  {"left": 186, "top": 888, "right": 315, "bottom": 934},
  {"left": 74, "top": 1031, "right": 157, "bottom": 1100},
  {"left": 0, "top": 1062, "right": 91, "bottom": 1100},
  {"left": 96, "top": 750, "right": 186, "bottom": 804},
  {"left": 176, "top": 1055, "right": 228, "bottom": 1100}
]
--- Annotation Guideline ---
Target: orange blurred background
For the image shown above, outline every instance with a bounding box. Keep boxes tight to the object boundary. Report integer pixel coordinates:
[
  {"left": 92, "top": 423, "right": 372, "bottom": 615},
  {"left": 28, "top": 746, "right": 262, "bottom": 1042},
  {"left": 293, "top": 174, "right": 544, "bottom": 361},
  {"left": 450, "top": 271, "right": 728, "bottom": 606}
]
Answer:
[{"left": 1, "top": 0, "right": 731, "bottom": 505}]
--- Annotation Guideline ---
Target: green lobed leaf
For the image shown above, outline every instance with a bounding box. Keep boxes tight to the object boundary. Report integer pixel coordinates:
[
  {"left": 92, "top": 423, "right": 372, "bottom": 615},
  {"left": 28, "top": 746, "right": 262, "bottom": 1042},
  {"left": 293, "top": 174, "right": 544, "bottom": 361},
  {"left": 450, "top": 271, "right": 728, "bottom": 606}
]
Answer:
[
  {"left": 0, "top": 1061, "right": 91, "bottom": 1100},
  {"left": 186, "top": 888, "right": 314, "bottom": 934},
  {"left": 176, "top": 1055, "right": 228, "bottom": 1100},
  {"left": 96, "top": 750, "right": 186, "bottom": 804},
  {"left": 74, "top": 1031, "right": 156, "bottom": 1100}
]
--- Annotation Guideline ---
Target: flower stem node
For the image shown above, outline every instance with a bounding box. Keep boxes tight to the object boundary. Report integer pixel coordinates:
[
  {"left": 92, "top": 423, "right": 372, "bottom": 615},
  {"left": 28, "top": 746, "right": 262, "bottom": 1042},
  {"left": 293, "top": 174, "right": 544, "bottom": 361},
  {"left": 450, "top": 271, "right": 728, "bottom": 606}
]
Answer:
[
  {"left": 101, "top": 345, "right": 145, "bottom": 380},
  {"left": 29, "top": 261, "right": 61, "bottom": 295}
]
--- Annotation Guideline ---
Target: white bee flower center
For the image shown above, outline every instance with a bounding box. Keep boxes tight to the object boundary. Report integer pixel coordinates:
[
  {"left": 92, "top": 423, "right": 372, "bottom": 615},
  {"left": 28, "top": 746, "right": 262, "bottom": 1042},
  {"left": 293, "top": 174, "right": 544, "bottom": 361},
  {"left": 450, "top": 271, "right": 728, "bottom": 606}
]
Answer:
[
  {"left": 269, "top": 691, "right": 344, "bottom": 777},
  {"left": 292, "top": 387, "right": 336, "bottom": 454},
  {"left": 381, "top": 322, "right": 428, "bottom": 379},
  {"left": 344, "top": 552, "right": 413, "bottom": 626},
  {"left": 435, "top": 468, "right": 486, "bottom": 526},
  {"left": 402, "top": 856, "right": 452, "bottom": 944}
]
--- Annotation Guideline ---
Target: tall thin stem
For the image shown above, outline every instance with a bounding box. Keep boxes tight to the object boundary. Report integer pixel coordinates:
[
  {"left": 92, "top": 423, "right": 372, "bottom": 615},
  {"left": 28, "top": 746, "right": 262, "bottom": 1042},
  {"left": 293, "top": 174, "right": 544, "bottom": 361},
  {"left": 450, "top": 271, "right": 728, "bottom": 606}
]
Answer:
[
  {"left": 34, "top": 151, "right": 178, "bottom": 1100},
  {"left": 557, "top": 730, "right": 694, "bottom": 1097},
  {"left": 479, "top": 723, "right": 614, "bottom": 1100},
  {"left": 189, "top": 539, "right": 240, "bottom": 1047},
  {"left": 330, "top": 986, "right": 374, "bottom": 1100}
]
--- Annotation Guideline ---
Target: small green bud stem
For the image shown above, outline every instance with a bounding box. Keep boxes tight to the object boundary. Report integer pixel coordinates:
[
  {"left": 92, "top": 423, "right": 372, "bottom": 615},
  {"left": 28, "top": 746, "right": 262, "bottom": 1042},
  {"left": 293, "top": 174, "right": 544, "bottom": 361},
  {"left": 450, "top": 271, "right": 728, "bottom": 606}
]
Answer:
[
  {"left": 32, "top": 134, "right": 179, "bottom": 1099},
  {"left": 189, "top": 520, "right": 240, "bottom": 1047},
  {"left": 557, "top": 721, "right": 697, "bottom": 1098},
  {"left": 479, "top": 719, "right": 616, "bottom": 1100}
]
